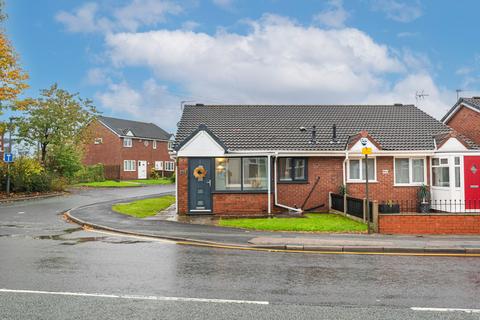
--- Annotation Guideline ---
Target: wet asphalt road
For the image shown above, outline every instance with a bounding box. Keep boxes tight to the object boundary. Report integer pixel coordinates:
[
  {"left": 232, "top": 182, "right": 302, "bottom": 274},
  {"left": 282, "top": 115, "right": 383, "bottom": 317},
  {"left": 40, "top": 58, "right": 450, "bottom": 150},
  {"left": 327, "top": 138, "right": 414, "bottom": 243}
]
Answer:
[{"left": 1, "top": 187, "right": 480, "bottom": 319}]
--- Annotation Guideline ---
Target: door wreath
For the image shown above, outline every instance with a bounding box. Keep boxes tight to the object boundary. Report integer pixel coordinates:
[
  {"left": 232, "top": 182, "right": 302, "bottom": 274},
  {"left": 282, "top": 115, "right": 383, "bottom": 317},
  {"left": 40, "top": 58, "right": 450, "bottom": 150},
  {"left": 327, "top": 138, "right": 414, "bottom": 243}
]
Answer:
[{"left": 193, "top": 165, "right": 207, "bottom": 181}]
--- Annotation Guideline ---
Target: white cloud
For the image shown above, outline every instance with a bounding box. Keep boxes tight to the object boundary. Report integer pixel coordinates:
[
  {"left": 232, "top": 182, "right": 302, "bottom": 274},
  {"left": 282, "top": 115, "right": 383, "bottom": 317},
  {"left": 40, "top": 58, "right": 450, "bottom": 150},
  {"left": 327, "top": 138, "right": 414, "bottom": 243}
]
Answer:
[
  {"left": 313, "top": 0, "right": 349, "bottom": 28},
  {"left": 56, "top": 0, "right": 181, "bottom": 33},
  {"left": 181, "top": 20, "right": 200, "bottom": 31},
  {"left": 85, "top": 68, "right": 110, "bottom": 86},
  {"left": 96, "top": 79, "right": 181, "bottom": 132},
  {"left": 371, "top": 0, "right": 422, "bottom": 23}
]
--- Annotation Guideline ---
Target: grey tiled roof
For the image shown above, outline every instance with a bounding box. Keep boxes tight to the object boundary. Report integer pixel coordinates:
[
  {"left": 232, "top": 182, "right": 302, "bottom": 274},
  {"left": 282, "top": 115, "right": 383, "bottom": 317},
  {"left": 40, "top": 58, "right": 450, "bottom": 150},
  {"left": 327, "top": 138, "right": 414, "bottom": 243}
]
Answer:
[
  {"left": 442, "top": 97, "right": 480, "bottom": 122},
  {"left": 175, "top": 104, "right": 462, "bottom": 152},
  {"left": 99, "top": 116, "right": 171, "bottom": 140}
]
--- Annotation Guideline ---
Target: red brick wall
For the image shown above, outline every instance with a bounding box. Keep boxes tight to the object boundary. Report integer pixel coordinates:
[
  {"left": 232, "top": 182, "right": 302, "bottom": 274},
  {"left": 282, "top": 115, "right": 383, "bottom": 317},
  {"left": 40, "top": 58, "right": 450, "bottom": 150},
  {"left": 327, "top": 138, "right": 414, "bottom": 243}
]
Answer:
[
  {"left": 213, "top": 193, "right": 270, "bottom": 216},
  {"left": 347, "top": 156, "right": 430, "bottom": 211},
  {"left": 277, "top": 157, "right": 344, "bottom": 212},
  {"left": 83, "top": 120, "right": 173, "bottom": 180},
  {"left": 177, "top": 157, "right": 188, "bottom": 214},
  {"left": 446, "top": 105, "right": 480, "bottom": 145},
  {"left": 379, "top": 214, "right": 480, "bottom": 235}
]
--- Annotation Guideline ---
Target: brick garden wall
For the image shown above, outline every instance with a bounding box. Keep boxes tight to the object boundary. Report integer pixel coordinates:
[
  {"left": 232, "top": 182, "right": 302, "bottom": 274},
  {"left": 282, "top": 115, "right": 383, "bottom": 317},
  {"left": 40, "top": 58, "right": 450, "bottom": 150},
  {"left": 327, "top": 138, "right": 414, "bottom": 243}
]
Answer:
[
  {"left": 446, "top": 105, "right": 480, "bottom": 145},
  {"left": 177, "top": 157, "right": 188, "bottom": 214},
  {"left": 379, "top": 214, "right": 480, "bottom": 234},
  {"left": 213, "top": 193, "right": 271, "bottom": 216}
]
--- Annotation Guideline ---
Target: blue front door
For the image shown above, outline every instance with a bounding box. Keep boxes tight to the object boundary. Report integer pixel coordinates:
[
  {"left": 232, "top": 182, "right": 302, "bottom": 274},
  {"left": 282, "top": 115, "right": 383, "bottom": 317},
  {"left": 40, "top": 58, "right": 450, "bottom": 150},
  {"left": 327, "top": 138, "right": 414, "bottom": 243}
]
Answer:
[{"left": 188, "top": 158, "right": 213, "bottom": 213}]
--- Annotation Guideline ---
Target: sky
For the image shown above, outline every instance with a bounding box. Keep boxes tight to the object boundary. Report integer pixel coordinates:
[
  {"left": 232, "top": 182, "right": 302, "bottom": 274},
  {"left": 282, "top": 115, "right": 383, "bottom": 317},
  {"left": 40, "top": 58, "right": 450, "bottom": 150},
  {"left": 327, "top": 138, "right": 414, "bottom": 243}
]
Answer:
[{"left": 3, "top": 0, "right": 480, "bottom": 133}]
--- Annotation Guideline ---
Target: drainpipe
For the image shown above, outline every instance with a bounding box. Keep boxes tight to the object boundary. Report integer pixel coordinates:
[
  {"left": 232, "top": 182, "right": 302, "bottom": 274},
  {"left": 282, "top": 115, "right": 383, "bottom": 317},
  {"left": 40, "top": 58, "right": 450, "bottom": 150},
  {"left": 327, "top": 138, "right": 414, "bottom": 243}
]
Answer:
[
  {"left": 343, "top": 150, "right": 349, "bottom": 193},
  {"left": 273, "top": 154, "right": 303, "bottom": 213},
  {"left": 267, "top": 154, "right": 271, "bottom": 215}
]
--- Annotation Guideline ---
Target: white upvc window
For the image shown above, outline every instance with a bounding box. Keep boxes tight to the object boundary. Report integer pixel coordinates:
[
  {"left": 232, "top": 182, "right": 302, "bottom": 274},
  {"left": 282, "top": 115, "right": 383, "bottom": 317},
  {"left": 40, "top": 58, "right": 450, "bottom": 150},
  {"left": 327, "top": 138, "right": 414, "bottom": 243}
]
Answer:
[
  {"left": 347, "top": 158, "right": 376, "bottom": 182},
  {"left": 155, "top": 161, "right": 163, "bottom": 171},
  {"left": 454, "top": 156, "right": 461, "bottom": 189},
  {"left": 165, "top": 161, "right": 175, "bottom": 172},
  {"left": 394, "top": 157, "right": 426, "bottom": 186},
  {"left": 94, "top": 137, "right": 103, "bottom": 144},
  {"left": 168, "top": 141, "right": 174, "bottom": 150},
  {"left": 123, "top": 138, "right": 132, "bottom": 148},
  {"left": 153, "top": 140, "right": 157, "bottom": 149},
  {"left": 432, "top": 157, "right": 450, "bottom": 187},
  {"left": 124, "top": 160, "right": 136, "bottom": 171}
]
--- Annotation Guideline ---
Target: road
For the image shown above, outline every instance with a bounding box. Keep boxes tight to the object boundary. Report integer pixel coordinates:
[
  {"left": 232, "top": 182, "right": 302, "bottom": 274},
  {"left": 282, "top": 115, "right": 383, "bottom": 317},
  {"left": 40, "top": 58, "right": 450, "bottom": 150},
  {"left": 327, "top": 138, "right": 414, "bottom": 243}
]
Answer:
[{"left": 1, "top": 186, "right": 480, "bottom": 319}]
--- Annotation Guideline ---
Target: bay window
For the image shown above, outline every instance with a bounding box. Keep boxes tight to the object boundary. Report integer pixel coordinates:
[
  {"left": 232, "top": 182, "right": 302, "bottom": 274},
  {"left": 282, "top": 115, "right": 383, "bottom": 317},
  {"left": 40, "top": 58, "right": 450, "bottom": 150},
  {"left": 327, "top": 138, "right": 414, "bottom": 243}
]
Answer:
[
  {"left": 278, "top": 158, "right": 307, "bottom": 182},
  {"left": 348, "top": 158, "right": 375, "bottom": 182},
  {"left": 432, "top": 157, "right": 450, "bottom": 187},
  {"left": 394, "top": 158, "right": 425, "bottom": 185},
  {"left": 215, "top": 157, "right": 267, "bottom": 191}
]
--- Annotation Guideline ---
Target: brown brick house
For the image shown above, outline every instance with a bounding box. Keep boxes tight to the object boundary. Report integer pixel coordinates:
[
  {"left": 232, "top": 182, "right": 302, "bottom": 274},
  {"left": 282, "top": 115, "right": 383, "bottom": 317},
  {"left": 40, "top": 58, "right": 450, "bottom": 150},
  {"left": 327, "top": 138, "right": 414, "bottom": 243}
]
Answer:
[
  {"left": 442, "top": 97, "right": 480, "bottom": 145},
  {"left": 83, "top": 116, "right": 174, "bottom": 180},
  {"left": 172, "top": 104, "right": 480, "bottom": 216}
]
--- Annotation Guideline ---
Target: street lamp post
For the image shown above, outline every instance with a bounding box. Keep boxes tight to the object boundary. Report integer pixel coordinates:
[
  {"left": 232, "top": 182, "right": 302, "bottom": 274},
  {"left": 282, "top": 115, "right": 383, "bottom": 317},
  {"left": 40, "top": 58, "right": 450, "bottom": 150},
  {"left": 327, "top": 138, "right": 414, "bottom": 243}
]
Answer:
[{"left": 6, "top": 117, "right": 17, "bottom": 196}]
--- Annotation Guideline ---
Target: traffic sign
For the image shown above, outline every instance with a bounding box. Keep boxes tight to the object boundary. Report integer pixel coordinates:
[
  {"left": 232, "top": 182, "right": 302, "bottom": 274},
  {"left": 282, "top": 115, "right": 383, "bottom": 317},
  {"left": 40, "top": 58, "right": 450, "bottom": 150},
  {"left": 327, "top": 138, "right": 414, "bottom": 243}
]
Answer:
[
  {"left": 362, "top": 147, "right": 372, "bottom": 155},
  {"left": 3, "top": 153, "right": 13, "bottom": 163}
]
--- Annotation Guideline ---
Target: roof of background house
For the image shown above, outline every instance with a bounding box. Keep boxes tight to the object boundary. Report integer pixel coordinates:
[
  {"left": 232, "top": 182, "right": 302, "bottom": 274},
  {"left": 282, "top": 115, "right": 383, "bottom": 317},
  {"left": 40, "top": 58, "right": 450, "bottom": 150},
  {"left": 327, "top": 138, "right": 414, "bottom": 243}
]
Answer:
[
  {"left": 442, "top": 97, "right": 480, "bottom": 122},
  {"left": 175, "top": 104, "right": 477, "bottom": 152},
  {"left": 99, "top": 116, "right": 171, "bottom": 140}
]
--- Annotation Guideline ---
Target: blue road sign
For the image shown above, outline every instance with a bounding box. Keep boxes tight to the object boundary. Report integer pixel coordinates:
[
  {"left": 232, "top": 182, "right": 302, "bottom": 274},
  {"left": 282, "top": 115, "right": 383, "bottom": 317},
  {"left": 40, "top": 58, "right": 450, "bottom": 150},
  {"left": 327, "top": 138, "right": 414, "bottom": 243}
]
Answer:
[{"left": 3, "top": 153, "right": 13, "bottom": 163}]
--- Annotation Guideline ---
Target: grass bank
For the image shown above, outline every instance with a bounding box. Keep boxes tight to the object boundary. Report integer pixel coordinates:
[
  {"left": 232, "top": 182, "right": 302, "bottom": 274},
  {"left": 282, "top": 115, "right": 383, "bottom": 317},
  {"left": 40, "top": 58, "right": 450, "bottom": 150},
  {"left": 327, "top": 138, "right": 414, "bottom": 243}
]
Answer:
[
  {"left": 112, "top": 196, "right": 176, "bottom": 218},
  {"left": 219, "top": 213, "right": 367, "bottom": 232}
]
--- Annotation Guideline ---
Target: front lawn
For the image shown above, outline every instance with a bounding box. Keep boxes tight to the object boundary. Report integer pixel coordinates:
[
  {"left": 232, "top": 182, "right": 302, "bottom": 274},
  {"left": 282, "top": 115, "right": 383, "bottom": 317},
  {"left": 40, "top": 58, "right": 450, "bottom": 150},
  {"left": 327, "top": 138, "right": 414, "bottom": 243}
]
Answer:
[
  {"left": 74, "top": 178, "right": 173, "bottom": 188},
  {"left": 219, "top": 213, "right": 367, "bottom": 232},
  {"left": 74, "top": 180, "right": 141, "bottom": 188},
  {"left": 112, "top": 196, "right": 176, "bottom": 218}
]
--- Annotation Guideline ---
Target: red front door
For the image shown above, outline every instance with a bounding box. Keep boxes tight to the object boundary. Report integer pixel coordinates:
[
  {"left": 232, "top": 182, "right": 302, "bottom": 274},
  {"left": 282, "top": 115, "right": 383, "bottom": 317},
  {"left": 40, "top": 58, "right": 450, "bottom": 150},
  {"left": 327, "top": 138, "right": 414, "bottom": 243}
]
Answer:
[{"left": 464, "top": 156, "right": 480, "bottom": 209}]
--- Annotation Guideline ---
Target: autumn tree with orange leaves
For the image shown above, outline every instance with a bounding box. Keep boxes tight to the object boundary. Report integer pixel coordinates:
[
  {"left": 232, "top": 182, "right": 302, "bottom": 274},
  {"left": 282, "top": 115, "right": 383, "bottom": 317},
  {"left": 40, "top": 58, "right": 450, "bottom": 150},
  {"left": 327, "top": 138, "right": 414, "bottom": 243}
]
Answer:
[{"left": 0, "top": 0, "right": 29, "bottom": 116}]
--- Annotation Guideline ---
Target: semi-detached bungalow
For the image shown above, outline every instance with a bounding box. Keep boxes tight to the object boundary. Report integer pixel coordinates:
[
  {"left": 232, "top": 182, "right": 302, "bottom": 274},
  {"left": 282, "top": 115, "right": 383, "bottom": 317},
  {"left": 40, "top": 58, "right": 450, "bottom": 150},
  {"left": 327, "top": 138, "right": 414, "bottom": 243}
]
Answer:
[{"left": 171, "top": 104, "right": 480, "bottom": 216}]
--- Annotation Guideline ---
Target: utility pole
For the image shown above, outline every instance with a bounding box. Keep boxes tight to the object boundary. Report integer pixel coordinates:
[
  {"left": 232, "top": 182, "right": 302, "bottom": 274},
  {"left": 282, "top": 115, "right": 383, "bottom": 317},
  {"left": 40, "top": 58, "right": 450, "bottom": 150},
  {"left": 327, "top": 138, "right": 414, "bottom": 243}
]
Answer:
[{"left": 365, "top": 152, "right": 370, "bottom": 234}]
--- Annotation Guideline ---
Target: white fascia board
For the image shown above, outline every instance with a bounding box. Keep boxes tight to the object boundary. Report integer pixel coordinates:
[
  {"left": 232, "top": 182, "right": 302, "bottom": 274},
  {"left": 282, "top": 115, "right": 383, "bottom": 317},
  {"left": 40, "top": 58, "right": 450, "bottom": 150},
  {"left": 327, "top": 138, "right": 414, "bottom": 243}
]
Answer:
[
  {"left": 227, "top": 150, "right": 435, "bottom": 157},
  {"left": 436, "top": 137, "right": 468, "bottom": 152},
  {"left": 98, "top": 119, "right": 121, "bottom": 137},
  {"left": 349, "top": 138, "right": 379, "bottom": 152},
  {"left": 177, "top": 130, "right": 225, "bottom": 157},
  {"left": 443, "top": 102, "right": 480, "bottom": 123}
]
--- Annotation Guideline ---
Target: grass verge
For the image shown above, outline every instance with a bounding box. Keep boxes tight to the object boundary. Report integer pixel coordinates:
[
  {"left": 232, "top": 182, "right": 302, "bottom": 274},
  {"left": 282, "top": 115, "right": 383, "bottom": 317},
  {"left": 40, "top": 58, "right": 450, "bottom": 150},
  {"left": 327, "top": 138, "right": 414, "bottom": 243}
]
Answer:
[
  {"left": 112, "top": 196, "right": 176, "bottom": 218},
  {"left": 219, "top": 213, "right": 367, "bottom": 232},
  {"left": 128, "top": 178, "right": 173, "bottom": 185}
]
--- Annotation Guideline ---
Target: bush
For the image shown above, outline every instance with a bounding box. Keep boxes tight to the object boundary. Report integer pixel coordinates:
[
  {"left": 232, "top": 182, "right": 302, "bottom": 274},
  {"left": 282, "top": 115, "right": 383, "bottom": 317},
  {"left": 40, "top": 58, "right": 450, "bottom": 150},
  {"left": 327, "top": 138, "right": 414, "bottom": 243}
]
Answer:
[
  {"left": 47, "top": 145, "right": 83, "bottom": 181},
  {"left": 169, "top": 174, "right": 175, "bottom": 183},
  {"left": 5, "top": 157, "right": 53, "bottom": 193},
  {"left": 74, "top": 164, "right": 105, "bottom": 183}
]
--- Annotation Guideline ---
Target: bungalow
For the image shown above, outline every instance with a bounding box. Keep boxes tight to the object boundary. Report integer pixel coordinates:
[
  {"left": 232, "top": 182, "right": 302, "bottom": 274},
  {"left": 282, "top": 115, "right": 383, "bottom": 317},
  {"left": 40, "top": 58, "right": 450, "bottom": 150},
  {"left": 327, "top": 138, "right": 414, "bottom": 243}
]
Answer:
[
  {"left": 83, "top": 116, "right": 175, "bottom": 180},
  {"left": 172, "top": 104, "right": 480, "bottom": 215}
]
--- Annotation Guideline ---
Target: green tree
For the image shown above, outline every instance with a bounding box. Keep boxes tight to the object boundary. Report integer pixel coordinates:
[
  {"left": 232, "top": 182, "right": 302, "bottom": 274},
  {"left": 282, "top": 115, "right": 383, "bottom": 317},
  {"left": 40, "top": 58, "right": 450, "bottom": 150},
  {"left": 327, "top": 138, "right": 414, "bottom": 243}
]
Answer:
[{"left": 16, "top": 84, "right": 98, "bottom": 164}]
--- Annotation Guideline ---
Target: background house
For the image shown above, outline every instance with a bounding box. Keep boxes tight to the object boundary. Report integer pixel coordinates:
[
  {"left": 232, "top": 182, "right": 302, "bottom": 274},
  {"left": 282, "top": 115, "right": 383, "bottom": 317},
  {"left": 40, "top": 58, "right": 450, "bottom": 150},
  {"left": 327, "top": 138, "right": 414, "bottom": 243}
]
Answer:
[
  {"left": 83, "top": 116, "right": 174, "bottom": 180},
  {"left": 172, "top": 104, "right": 480, "bottom": 216},
  {"left": 442, "top": 97, "right": 480, "bottom": 145}
]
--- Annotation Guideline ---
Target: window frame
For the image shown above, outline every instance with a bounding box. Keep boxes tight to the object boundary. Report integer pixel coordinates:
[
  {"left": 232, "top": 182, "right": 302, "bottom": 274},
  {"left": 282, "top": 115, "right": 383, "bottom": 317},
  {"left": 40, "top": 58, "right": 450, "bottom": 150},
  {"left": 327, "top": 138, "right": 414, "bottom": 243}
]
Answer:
[
  {"left": 123, "top": 138, "right": 133, "bottom": 148},
  {"left": 347, "top": 157, "right": 377, "bottom": 183},
  {"left": 214, "top": 157, "right": 269, "bottom": 193},
  {"left": 165, "top": 161, "right": 175, "bottom": 172},
  {"left": 454, "top": 156, "right": 461, "bottom": 189},
  {"left": 168, "top": 141, "right": 174, "bottom": 150},
  {"left": 393, "top": 157, "right": 427, "bottom": 186},
  {"left": 94, "top": 137, "right": 103, "bottom": 145},
  {"left": 431, "top": 157, "right": 450, "bottom": 188},
  {"left": 277, "top": 157, "right": 308, "bottom": 183},
  {"left": 123, "top": 160, "right": 136, "bottom": 172},
  {"left": 153, "top": 140, "right": 157, "bottom": 149},
  {"left": 155, "top": 161, "right": 163, "bottom": 171}
]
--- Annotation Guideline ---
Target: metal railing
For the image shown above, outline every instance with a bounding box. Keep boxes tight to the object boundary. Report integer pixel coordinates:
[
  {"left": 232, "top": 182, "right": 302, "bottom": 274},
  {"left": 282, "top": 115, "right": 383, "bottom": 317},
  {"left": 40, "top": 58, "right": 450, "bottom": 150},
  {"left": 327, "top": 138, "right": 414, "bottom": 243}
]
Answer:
[{"left": 378, "top": 199, "right": 480, "bottom": 214}]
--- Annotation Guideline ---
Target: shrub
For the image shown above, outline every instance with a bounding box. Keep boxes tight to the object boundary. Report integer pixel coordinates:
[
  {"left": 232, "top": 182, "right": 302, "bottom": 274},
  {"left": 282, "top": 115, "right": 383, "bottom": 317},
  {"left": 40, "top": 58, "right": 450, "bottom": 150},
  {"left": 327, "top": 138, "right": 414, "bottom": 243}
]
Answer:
[
  {"left": 50, "top": 175, "right": 69, "bottom": 191},
  {"left": 47, "top": 145, "right": 83, "bottom": 181},
  {"left": 150, "top": 168, "right": 162, "bottom": 179},
  {"left": 74, "top": 164, "right": 105, "bottom": 183},
  {"left": 169, "top": 174, "right": 175, "bottom": 183},
  {"left": 7, "top": 157, "right": 52, "bottom": 192}
]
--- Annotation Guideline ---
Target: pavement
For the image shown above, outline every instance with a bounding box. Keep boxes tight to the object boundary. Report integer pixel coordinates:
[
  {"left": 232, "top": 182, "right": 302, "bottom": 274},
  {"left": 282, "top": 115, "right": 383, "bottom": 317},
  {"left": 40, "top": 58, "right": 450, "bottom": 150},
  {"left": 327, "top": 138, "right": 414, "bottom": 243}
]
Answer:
[
  {"left": 2, "top": 186, "right": 480, "bottom": 319},
  {"left": 66, "top": 193, "right": 480, "bottom": 256}
]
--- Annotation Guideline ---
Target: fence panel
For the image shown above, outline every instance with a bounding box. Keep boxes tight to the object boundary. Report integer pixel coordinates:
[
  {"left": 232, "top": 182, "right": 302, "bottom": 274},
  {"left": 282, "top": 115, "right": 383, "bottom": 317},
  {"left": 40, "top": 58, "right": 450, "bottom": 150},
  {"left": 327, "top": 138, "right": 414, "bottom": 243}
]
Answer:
[
  {"left": 104, "top": 165, "right": 121, "bottom": 181},
  {"left": 330, "top": 193, "right": 344, "bottom": 212},
  {"left": 346, "top": 196, "right": 364, "bottom": 219}
]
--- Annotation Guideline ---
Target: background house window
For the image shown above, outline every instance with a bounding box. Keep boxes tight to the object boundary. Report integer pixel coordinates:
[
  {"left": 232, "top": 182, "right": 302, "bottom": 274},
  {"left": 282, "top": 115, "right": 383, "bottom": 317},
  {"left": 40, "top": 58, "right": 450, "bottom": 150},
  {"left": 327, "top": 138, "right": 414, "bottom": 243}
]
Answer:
[
  {"left": 123, "top": 138, "right": 132, "bottom": 148},
  {"left": 165, "top": 161, "right": 175, "bottom": 171},
  {"left": 278, "top": 158, "right": 307, "bottom": 182},
  {"left": 153, "top": 140, "right": 157, "bottom": 149},
  {"left": 432, "top": 157, "right": 449, "bottom": 187},
  {"left": 348, "top": 158, "right": 375, "bottom": 181},
  {"left": 394, "top": 158, "right": 425, "bottom": 185},
  {"left": 168, "top": 141, "right": 174, "bottom": 150},
  {"left": 155, "top": 161, "right": 163, "bottom": 171},
  {"left": 94, "top": 137, "right": 103, "bottom": 144},
  {"left": 124, "top": 160, "right": 136, "bottom": 171},
  {"left": 215, "top": 158, "right": 241, "bottom": 191},
  {"left": 215, "top": 157, "right": 268, "bottom": 191}
]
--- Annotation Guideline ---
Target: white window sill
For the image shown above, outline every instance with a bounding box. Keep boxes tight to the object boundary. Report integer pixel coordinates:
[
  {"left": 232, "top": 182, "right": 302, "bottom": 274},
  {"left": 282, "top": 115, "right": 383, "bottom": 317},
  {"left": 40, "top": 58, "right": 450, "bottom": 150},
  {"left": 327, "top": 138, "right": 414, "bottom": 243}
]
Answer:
[
  {"left": 124, "top": 169, "right": 136, "bottom": 172},
  {"left": 347, "top": 180, "right": 378, "bottom": 184},
  {"left": 394, "top": 183, "right": 426, "bottom": 187}
]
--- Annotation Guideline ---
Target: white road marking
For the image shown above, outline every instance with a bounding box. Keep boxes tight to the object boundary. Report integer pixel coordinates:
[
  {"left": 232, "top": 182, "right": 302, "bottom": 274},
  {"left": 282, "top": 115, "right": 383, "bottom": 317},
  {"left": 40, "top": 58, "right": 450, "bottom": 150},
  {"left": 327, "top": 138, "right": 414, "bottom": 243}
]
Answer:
[
  {"left": 0, "top": 289, "right": 269, "bottom": 305},
  {"left": 412, "top": 307, "right": 480, "bottom": 313}
]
